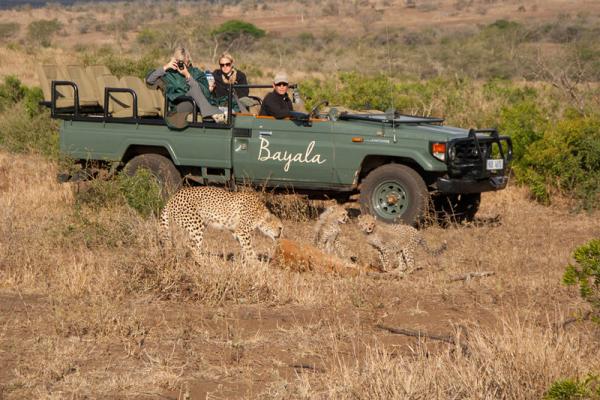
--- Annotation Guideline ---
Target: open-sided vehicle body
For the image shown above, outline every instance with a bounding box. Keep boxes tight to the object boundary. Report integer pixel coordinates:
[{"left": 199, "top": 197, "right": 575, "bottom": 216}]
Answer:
[{"left": 46, "top": 70, "right": 512, "bottom": 225}]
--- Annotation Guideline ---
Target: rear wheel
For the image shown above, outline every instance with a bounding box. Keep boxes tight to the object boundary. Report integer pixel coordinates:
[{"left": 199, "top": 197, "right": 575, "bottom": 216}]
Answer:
[
  {"left": 432, "top": 193, "right": 481, "bottom": 225},
  {"left": 359, "top": 164, "right": 429, "bottom": 226},
  {"left": 123, "top": 154, "right": 181, "bottom": 199}
]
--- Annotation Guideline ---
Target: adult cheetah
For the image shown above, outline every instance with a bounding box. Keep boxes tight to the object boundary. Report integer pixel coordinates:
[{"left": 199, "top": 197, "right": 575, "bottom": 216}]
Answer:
[{"left": 160, "top": 186, "right": 283, "bottom": 265}]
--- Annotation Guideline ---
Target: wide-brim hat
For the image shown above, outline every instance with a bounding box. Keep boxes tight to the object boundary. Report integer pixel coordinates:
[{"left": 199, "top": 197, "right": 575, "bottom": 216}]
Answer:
[{"left": 273, "top": 72, "right": 289, "bottom": 85}]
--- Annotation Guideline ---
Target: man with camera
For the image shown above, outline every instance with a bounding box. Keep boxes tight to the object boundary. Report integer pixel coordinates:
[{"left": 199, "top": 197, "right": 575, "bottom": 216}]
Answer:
[{"left": 146, "top": 47, "right": 227, "bottom": 123}]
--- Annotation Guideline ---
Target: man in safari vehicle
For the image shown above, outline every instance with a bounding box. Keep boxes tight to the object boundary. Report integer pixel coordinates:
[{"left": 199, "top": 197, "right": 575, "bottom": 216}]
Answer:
[{"left": 259, "top": 72, "right": 294, "bottom": 119}]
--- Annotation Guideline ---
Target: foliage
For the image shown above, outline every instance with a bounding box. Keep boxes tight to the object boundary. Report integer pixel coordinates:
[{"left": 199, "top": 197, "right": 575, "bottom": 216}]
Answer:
[
  {"left": 81, "top": 47, "right": 162, "bottom": 79},
  {"left": 211, "top": 20, "right": 266, "bottom": 42},
  {"left": 544, "top": 375, "right": 600, "bottom": 400},
  {"left": 563, "top": 239, "right": 600, "bottom": 319},
  {"left": 117, "top": 168, "right": 165, "bottom": 218},
  {"left": 0, "top": 22, "right": 20, "bottom": 40},
  {"left": 27, "top": 19, "right": 62, "bottom": 47},
  {"left": 0, "top": 76, "right": 58, "bottom": 158},
  {"left": 136, "top": 28, "right": 160, "bottom": 47},
  {"left": 75, "top": 169, "right": 165, "bottom": 218},
  {"left": 521, "top": 114, "right": 600, "bottom": 209}
]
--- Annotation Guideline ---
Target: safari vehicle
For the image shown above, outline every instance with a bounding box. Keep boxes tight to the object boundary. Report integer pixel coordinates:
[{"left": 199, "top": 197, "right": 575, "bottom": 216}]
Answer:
[{"left": 40, "top": 64, "right": 513, "bottom": 225}]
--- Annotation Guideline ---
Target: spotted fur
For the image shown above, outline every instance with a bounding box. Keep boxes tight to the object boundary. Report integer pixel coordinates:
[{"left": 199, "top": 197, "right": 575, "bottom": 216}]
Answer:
[
  {"left": 313, "top": 204, "right": 349, "bottom": 255},
  {"left": 357, "top": 214, "right": 446, "bottom": 273},
  {"left": 160, "top": 187, "right": 283, "bottom": 265}
]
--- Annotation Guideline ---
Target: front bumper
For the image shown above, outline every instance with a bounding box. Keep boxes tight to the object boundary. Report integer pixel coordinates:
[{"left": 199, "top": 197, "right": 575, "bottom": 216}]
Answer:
[{"left": 436, "top": 175, "right": 509, "bottom": 194}]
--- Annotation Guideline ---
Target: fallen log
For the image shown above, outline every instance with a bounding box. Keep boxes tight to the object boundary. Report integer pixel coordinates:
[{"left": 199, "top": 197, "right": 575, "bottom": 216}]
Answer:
[
  {"left": 448, "top": 271, "right": 495, "bottom": 282},
  {"left": 377, "top": 324, "right": 469, "bottom": 354}
]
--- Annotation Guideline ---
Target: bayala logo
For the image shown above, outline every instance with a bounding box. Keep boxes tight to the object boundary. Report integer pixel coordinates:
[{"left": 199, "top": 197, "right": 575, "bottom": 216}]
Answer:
[{"left": 257, "top": 137, "right": 327, "bottom": 172}]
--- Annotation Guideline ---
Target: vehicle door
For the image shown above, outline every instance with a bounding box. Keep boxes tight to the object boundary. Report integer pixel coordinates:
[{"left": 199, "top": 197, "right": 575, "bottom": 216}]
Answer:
[{"left": 232, "top": 115, "right": 334, "bottom": 187}]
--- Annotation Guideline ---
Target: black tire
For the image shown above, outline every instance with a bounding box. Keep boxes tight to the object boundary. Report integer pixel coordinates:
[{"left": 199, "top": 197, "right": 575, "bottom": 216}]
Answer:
[
  {"left": 432, "top": 193, "right": 481, "bottom": 225},
  {"left": 123, "top": 154, "right": 181, "bottom": 199},
  {"left": 359, "top": 164, "right": 429, "bottom": 226}
]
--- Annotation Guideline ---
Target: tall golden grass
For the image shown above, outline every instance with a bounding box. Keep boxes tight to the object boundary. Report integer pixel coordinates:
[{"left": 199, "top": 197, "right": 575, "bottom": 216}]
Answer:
[{"left": 1, "top": 151, "right": 599, "bottom": 398}]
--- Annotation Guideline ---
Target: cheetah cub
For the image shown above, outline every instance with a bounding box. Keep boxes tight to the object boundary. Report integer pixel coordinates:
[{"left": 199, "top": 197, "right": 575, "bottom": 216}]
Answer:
[
  {"left": 160, "top": 186, "right": 283, "bottom": 266},
  {"left": 313, "top": 204, "right": 348, "bottom": 255},
  {"left": 357, "top": 214, "right": 447, "bottom": 273}
]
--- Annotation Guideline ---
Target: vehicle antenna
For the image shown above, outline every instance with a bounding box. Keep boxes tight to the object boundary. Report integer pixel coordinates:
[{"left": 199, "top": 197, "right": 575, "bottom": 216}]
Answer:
[{"left": 385, "top": 23, "right": 396, "bottom": 129}]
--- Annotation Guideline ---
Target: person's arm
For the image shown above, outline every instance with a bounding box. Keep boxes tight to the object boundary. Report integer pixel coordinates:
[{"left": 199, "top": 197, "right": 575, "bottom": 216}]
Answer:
[
  {"left": 147, "top": 58, "right": 177, "bottom": 85},
  {"left": 236, "top": 71, "right": 249, "bottom": 98},
  {"left": 146, "top": 68, "right": 166, "bottom": 86}
]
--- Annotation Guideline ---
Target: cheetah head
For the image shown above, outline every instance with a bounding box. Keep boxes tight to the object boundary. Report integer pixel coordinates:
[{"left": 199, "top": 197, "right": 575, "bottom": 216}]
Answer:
[
  {"left": 357, "top": 214, "right": 376, "bottom": 234},
  {"left": 327, "top": 204, "right": 349, "bottom": 225},
  {"left": 257, "top": 212, "right": 283, "bottom": 240}
]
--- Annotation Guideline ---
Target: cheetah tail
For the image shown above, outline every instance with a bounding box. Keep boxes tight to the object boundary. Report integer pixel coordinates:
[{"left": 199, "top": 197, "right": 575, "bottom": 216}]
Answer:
[{"left": 419, "top": 238, "right": 448, "bottom": 256}]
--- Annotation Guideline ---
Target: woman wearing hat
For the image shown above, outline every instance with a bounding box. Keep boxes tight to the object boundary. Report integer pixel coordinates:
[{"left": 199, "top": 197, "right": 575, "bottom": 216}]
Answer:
[{"left": 259, "top": 72, "right": 293, "bottom": 119}]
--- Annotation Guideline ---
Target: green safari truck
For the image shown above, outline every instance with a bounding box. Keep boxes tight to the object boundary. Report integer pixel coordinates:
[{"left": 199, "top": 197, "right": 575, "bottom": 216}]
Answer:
[{"left": 50, "top": 81, "right": 512, "bottom": 226}]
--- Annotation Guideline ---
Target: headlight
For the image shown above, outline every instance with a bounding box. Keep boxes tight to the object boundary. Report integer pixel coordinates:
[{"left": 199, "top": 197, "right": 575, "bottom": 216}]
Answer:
[{"left": 431, "top": 142, "right": 447, "bottom": 162}]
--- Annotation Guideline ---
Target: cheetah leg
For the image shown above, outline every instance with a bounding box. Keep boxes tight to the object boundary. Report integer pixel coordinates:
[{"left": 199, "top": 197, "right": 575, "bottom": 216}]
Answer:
[
  {"left": 159, "top": 207, "right": 171, "bottom": 247},
  {"left": 174, "top": 211, "right": 206, "bottom": 261},
  {"left": 234, "top": 230, "right": 257, "bottom": 266},
  {"left": 398, "top": 249, "right": 415, "bottom": 274}
]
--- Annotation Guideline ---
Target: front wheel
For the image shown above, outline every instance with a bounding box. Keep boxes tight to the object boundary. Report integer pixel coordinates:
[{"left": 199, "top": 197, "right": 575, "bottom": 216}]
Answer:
[
  {"left": 123, "top": 154, "right": 182, "bottom": 200},
  {"left": 359, "top": 164, "right": 429, "bottom": 226}
]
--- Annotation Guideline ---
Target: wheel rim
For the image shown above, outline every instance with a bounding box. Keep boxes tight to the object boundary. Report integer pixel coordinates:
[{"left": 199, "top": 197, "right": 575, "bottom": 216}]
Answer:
[{"left": 372, "top": 180, "right": 409, "bottom": 220}]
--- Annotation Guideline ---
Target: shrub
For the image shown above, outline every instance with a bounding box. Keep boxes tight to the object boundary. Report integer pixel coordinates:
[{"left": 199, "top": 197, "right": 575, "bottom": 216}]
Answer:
[
  {"left": 27, "top": 19, "right": 62, "bottom": 47},
  {"left": 0, "top": 76, "right": 59, "bottom": 158},
  {"left": 563, "top": 239, "right": 600, "bottom": 320},
  {"left": 136, "top": 28, "right": 160, "bottom": 46},
  {"left": 521, "top": 113, "right": 600, "bottom": 209},
  {"left": 211, "top": 20, "right": 265, "bottom": 43},
  {"left": 544, "top": 375, "right": 600, "bottom": 399},
  {"left": 75, "top": 169, "right": 165, "bottom": 218},
  {"left": 0, "top": 22, "right": 20, "bottom": 40},
  {"left": 117, "top": 169, "right": 165, "bottom": 218}
]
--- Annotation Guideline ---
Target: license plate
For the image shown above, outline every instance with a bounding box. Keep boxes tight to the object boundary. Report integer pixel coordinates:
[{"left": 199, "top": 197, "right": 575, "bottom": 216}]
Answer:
[{"left": 486, "top": 159, "right": 504, "bottom": 170}]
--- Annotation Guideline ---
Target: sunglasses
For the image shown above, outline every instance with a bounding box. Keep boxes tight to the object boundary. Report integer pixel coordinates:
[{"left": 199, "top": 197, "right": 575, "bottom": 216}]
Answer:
[
  {"left": 275, "top": 82, "right": 288, "bottom": 87},
  {"left": 220, "top": 62, "right": 232, "bottom": 67}
]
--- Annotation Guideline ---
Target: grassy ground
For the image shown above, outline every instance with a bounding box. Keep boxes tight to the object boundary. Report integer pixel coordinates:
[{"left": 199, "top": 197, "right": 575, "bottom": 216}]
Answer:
[{"left": 1, "top": 151, "right": 599, "bottom": 399}]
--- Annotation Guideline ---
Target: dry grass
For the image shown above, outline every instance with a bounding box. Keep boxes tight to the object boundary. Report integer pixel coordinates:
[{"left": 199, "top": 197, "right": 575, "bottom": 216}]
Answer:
[{"left": 0, "top": 151, "right": 599, "bottom": 398}]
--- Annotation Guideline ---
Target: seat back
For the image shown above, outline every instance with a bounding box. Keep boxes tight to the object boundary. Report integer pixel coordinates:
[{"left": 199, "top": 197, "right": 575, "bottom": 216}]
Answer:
[
  {"left": 86, "top": 65, "right": 111, "bottom": 78},
  {"left": 121, "top": 75, "right": 160, "bottom": 116},
  {"left": 65, "top": 65, "right": 99, "bottom": 105},
  {"left": 96, "top": 74, "right": 130, "bottom": 114},
  {"left": 36, "top": 64, "right": 71, "bottom": 101}
]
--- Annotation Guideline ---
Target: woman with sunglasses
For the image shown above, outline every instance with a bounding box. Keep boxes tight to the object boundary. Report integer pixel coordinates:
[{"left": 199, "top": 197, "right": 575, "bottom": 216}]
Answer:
[
  {"left": 212, "top": 52, "right": 255, "bottom": 111},
  {"left": 259, "top": 72, "right": 293, "bottom": 119}
]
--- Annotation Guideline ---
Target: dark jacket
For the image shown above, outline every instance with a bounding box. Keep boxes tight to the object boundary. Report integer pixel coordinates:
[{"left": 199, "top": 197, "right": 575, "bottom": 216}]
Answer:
[
  {"left": 161, "top": 66, "right": 213, "bottom": 104},
  {"left": 259, "top": 91, "right": 293, "bottom": 119},
  {"left": 212, "top": 69, "right": 249, "bottom": 99}
]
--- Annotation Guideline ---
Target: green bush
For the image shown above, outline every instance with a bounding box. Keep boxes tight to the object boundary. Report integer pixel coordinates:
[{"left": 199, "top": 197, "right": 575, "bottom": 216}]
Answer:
[
  {"left": 117, "top": 168, "right": 165, "bottom": 218},
  {"left": 545, "top": 375, "right": 600, "bottom": 399},
  {"left": 136, "top": 28, "right": 160, "bottom": 46},
  {"left": 75, "top": 169, "right": 165, "bottom": 218},
  {"left": 27, "top": 19, "right": 62, "bottom": 47},
  {"left": 0, "top": 76, "right": 59, "bottom": 158},
  {"left": 563, "top": 239, "right": 600, "bottom": 319},
  {"left": 0, "top": 22, "right": 20, "bottom": 40},
  {"left": 521, "top": 114, "right": 600, "bottom": 209},
  {"left": 212, "top": 20, "right": 265, "bottom": 42}
]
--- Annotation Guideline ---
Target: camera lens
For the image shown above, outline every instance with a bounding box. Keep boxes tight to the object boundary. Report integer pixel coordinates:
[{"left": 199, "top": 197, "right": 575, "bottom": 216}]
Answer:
[{"left": 177, "top": 61, "right": 184, "bottom": 69}]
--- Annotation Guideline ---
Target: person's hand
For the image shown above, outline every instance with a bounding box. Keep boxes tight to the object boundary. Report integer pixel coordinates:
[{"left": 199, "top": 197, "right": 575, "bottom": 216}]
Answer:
[
  {"left": 163, "top": 58, "right": 177, "bottom": 71},
  {"left": 179, "top": 63, "right": 191, "bottom": 80},
  {"left": 208, "top": 81, "right": 215, "bottom": 92}
]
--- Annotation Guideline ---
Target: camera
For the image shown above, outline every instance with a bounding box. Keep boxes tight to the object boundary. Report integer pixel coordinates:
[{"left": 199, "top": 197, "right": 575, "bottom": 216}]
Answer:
[{"left": 177, "top": 60, "right": 185, "bottom": 70}]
